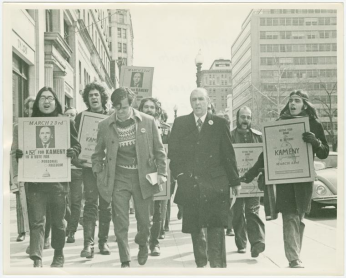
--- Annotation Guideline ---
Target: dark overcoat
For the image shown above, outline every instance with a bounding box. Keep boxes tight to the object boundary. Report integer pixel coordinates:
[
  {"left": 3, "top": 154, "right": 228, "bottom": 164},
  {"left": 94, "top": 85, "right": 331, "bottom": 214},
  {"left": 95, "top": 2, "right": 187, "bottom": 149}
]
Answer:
[{"left": 168, "top": 112, "right": 240, "bottom": 233}]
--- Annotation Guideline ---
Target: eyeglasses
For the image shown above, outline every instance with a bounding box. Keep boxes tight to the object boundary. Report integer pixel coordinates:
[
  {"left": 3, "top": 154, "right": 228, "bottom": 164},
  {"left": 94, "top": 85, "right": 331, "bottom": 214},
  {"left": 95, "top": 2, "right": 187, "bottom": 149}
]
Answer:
[
  {"left": 39, "top": 96, "right": 55, "bottom": 102},
  {"left": 239, "top": 115, "right": 252, "bottom": 120}
]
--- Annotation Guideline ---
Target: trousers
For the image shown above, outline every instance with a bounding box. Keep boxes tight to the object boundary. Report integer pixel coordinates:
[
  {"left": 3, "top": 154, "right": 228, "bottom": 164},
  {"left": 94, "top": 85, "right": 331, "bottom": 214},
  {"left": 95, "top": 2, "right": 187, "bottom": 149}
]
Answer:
[
  {"left": 112, "top": 167, "right": 152, "bottom": 263},
  {"left": 66, "top": 169, "right": 83, "bottom": 232},
  {"left": 191, "top": 227, "right": 227, "bottom": 268},
  {"left": 150, "top": 199, "right": 168, "bottom": 249},
  {"left": 27, "top": 188, "right": 66, "bottom": 260},
  {"left": 232, "top": 197, "right": 265, "bottom": 250},
  {"left": 282, "top": 211, "right": 305, "bottom": 262}
]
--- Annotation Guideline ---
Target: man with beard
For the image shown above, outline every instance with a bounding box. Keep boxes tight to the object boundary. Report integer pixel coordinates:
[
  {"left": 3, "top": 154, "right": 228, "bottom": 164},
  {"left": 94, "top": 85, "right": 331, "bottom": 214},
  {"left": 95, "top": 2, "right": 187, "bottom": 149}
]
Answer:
[
  {"left": 73, "top": 82, "right": 112, "bottom": 258},
  {"left": 230, "top": 106, "right": 265, "bottom": 257},
  {"left": 138, "top": 97, "right": 170, "bottom": 256}
]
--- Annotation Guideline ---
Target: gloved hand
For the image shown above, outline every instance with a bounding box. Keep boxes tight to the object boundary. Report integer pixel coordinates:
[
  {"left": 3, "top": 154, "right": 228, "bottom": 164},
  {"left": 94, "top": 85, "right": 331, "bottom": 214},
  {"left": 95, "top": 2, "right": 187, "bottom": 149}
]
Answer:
[
  {"left": 302, "top": 132, "right": 321, "bottom": 148},
  {"left": 66, "top": 148, "right": 77, "bottom": 159},
  {"left": 16, "top": 149, "right": 23, "bottom": 162}
]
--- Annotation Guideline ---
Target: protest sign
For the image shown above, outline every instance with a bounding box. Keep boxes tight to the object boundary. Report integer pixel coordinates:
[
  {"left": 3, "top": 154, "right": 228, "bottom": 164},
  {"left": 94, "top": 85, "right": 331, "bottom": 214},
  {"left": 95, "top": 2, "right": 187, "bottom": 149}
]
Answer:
[
  {"left": 18, "top": 117, "right": 71, "bottom": 182},
  {"left": 231, "top": 143, "right": 264, "bottom": 198},
  {"left": 262, "top": 117, "right": 315, "bottom": 185},
  {"left": 120, "top": 66, "right": 154, "bottom": 103},
  {"left": 78, "top": 112, "right": 108, "bottom": 166}
]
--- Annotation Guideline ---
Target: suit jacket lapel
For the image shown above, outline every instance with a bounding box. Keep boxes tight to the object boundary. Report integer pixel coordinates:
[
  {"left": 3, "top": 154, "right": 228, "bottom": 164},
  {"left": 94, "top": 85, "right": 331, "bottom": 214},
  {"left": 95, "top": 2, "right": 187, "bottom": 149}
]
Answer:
[{"left": 200, "top": 112, "right": 213, "bottom": 136}]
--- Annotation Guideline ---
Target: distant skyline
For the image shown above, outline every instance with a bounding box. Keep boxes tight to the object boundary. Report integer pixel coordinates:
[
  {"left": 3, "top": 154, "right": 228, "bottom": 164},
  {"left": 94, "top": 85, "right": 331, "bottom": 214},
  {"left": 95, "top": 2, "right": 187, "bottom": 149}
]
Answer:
[{"left": 127, "top": 3, "right": 252, "bottom": 121}]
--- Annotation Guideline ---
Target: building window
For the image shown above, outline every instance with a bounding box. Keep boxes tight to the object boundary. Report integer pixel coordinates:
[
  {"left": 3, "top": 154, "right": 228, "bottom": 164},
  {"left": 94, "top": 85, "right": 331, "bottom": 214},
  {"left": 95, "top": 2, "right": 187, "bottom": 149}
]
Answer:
[
  {"left": 45, "top": 10, "right": 53, "bottom": 32},
  {"left": 117, "top": 28, "right": 121, "bottom": 38},
  {"left": 122, "top": 28, "right": 127, "bottom": 39},
  {"left": 64, "top": 21, "right": 70, "bottom": 45},
  {"left": 118, "top": 13, "right": 124, "bottom": 24},
  {"left": 123, "top": 58, "right": 127, "bottom": 65},
  {"left": 118, "top": 42, "right": 122, "bottom": 52},
  {"left": 109, "top": 42, "right": 112, "bottom": 51},
  {"left": 12, "top": 53, "right": 29, "bottom": 123},
  {"left": 123, "top": 43, "right": 127, "bottom": 53},
  {"left": 65, "top": 96, "right": 71, "bottom": 110},
  {"left": 109, "top": 27, "right": 112, "bottom": 37}
]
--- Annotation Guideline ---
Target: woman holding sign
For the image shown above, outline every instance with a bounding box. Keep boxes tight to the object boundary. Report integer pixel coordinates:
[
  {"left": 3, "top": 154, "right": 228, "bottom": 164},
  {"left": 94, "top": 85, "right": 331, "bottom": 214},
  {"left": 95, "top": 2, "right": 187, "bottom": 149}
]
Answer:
[
  {"left": 241, "top": 90, "right": 329, "bottom": 268},
  {"left": 12, "top": 87, "right": 81, "bottom": 268}
]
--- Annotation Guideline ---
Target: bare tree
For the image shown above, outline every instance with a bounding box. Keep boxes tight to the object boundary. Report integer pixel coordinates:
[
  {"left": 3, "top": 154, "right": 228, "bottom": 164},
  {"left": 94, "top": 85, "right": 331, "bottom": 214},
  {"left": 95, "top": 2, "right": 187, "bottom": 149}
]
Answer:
[{"left": 312, "top": 81, "right": 337, "bottom": 151}]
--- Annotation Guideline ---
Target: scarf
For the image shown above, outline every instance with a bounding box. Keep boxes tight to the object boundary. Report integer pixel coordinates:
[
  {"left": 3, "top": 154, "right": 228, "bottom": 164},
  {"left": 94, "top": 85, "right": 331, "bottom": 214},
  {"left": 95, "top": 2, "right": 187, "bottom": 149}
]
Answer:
[{"left": 278, "top": 110, "right": 309, "bottom": 121}]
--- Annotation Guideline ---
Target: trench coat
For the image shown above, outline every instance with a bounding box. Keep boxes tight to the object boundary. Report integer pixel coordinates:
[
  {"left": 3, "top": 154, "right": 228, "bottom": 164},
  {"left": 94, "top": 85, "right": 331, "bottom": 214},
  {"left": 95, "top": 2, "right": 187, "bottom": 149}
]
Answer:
[
  {"left": 168, "top": 112, "right": 240, "bottom": 233},
  {"left": 244, "top": 116, "right": 329, "bottom": 214},
  {"left": 91, "top": 109, "right": 167, "bottom": 203}
]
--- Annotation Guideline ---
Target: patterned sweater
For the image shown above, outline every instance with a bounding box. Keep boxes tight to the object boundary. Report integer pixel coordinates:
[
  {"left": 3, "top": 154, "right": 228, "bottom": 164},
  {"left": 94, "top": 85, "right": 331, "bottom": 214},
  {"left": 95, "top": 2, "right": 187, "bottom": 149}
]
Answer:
[{"left": 116, "top": 118, "right": 137, "bottom": 169}]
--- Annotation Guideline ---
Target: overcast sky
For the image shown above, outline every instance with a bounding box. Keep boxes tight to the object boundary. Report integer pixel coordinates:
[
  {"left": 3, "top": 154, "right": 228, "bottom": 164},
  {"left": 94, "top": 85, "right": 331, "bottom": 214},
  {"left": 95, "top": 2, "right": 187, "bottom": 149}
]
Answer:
[{"left": 120, "top": 3, "right": 252, "bottom": 121}]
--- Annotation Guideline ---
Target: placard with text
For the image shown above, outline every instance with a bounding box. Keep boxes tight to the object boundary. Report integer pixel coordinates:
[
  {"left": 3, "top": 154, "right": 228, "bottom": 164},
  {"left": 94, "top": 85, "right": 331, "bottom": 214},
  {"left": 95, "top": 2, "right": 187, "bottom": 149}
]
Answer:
[
  {"left": 18, "top": 117, "right": 71, "bottom": 182},
  {"left": 262, "top": 118, "right": 315, "bottom": 185}
]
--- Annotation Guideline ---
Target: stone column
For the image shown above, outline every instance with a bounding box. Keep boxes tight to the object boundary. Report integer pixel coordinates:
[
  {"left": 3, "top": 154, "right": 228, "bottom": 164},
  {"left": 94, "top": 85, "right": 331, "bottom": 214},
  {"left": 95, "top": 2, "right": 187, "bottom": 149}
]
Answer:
[
  {"left": 53, "top": 75, "right": 65, "bottom": 106},
  {"left": 44, "top": 64, "right": 54, "bottom": 88}
]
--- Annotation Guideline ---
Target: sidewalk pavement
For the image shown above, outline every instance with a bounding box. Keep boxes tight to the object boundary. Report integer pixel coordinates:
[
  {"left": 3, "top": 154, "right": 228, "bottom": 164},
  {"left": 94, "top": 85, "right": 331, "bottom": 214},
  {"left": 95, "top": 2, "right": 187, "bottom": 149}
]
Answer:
[{"left": 8, "top": 194, "right": 340, "bottom": 275}]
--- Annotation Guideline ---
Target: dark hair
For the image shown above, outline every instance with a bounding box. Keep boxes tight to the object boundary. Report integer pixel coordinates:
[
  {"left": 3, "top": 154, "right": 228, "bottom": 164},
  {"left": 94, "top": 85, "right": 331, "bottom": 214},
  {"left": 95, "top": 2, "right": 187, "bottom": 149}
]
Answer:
[
  {"left": 82, "top": 82, "right": 109, "bottom": 110},
  {"left": 32, "top": 87, "right": 63, "bottom": 117},
  {"left": 138, "top": 97, "right": 162, "bottom": 118},
  {"left": 207, "top": 103, "right": 216, "bottom": 114},
  {"left": 280, "top": 90, "right": 318, "bottom": 119},
  {"left": 111, "top": 87, "right": 136, "bottom": 108}
]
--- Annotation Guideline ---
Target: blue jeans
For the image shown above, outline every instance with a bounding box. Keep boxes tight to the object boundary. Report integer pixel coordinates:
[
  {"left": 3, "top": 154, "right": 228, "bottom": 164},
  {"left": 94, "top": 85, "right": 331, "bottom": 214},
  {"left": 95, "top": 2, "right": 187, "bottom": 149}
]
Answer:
[
  {"left": 232, "top": 197, "right": 265, "bottom": 250},
  {"left": 27, "top": 189, "right": 66, "bottom": 260},
  {"left": 282, "top": 212, "right": 305, "bottom": 262}
]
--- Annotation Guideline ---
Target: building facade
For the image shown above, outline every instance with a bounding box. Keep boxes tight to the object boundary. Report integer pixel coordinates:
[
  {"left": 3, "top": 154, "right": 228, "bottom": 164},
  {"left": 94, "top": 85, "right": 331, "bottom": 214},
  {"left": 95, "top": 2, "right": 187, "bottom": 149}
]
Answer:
[
  {"left": 108, "top": 9, "right": 134, "bottom": 88},
  {"left": 200, "top": 59, "right": 232, "bottom": 115},
  {"left": 11, "top": 9, "right": 114, "bottom": 122},
  {"left": 231, "top": 9, "right": 337, "bottom": 147}
]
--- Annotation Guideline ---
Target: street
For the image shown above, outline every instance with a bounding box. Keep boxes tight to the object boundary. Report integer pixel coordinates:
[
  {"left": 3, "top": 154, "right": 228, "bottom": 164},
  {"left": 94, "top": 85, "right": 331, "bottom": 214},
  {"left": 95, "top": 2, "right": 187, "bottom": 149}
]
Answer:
[
  {"left": 306, "top": 206, "right": 337, "bottom": 228},
  {"left": 7, "top": 194, "right": 341, "bottom": 276}
]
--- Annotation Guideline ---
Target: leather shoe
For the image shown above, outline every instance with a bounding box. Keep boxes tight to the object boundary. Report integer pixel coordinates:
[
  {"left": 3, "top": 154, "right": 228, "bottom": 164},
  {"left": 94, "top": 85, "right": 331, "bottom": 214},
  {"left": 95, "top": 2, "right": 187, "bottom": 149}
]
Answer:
[
  {"left": 51, "top": 255, "right": 64, "bottom": 267},
  {"left": 66, "top": 232, "right": 75, "bottom": 243},
  {"left": 238, "top": 248, "right": 246, "bottom": 254},
  {"left": 226, "top": 229, "right": 235, "bottom": 236},
  {"left": 159, "top": 232, "right": 165, "bottom": 239},
  {"left": 121, "top": 261, "right": 130, "bottom": 268},
  {"left": 81, "top": 244, "right": 94, "bottom": 258},
  {"left": 289, "top": 260, "right": 304, "bottom": 268},
  {"left": 17, "top": 233, "right": 25, "bottom": 242},
  {"left": 44, "top": 237, "right": 50, "bottom": 249},
  {"left": 251, "top": 242, "right": 265, "bottom": 258},
  {"left": 33, "top": 259, "right": 42, "bottom": 267},
  {"left": 99, "top": 242, "right": 111, "bottom": 255},
  {"left": 150, "top": 246, "right": 160, "bottom": 256},
  {"left": 138, "top": 245, "right": 149, "bottom": 265}
]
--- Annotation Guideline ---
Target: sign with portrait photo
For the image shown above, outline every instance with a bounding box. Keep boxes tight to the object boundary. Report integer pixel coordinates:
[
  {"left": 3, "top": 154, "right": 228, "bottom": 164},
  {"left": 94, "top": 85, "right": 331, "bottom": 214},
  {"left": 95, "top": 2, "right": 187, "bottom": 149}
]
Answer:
[
  {"left": 78, "top": 111, "right": 108, "bottom": 166},
  {"left": 231, "top": 143, "right": 264, "bottom": 198},
  {"left": 262, "top": 117, "right": 315, "bottom": 185},
  {"left": 120, "top": 66, "right": 154, "bottom": 102},
  {"left": 17, "top": 117, "right": 71, "bottom": 182}
]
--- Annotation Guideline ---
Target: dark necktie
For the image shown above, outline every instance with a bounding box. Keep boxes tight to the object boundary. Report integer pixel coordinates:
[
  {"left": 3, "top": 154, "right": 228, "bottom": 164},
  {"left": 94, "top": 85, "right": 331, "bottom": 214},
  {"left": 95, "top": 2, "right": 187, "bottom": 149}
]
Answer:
[{"left": 197, "top": 118, "right": 202, "bottom": 132}]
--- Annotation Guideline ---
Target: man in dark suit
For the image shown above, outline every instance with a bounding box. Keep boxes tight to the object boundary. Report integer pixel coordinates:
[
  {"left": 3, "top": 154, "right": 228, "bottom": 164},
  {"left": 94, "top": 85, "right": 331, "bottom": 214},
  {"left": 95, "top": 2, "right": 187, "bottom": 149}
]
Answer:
[
  {"left": 168, "top": 88, "right": 241, "bottom": 268},
  {"left": 37, "top": 126, "right": 55, "bottom": 148}
]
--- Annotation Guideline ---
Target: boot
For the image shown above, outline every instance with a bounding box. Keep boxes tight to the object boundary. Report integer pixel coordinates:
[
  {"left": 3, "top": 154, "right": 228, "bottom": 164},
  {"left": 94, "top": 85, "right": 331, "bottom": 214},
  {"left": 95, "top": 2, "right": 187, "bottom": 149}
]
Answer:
[
  {"left": 98, "top": 221, "right": 111, "bottom": 255},
  {"left": 66, "top": 231, "right": 75, "bottom": 243},
  {"left": 80, "top": 221, "right": 95, "bottom": 258}
]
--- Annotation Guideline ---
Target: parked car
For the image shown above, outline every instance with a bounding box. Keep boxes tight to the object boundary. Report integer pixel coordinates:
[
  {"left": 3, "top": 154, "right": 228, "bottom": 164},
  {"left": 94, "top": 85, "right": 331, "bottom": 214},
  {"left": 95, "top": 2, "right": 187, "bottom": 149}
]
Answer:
[{"left": 307, "top": 152, "right": 337, "bottom": 216}]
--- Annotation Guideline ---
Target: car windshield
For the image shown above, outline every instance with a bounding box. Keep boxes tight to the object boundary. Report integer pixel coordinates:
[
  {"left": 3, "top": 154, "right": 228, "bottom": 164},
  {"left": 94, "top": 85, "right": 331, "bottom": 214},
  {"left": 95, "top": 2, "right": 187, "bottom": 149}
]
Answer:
[{"left": 314, "top": 154, "right": 337, "bottom": 170}]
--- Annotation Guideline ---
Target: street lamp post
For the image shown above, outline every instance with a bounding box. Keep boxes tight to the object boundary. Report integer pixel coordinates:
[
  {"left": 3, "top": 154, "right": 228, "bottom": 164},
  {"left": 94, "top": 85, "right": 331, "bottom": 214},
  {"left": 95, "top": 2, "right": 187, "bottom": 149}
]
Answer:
[
  {"left": 195, "top": 49, "right": 204, "bottom": 87},
  {"left": 173, "top": 105, "right": 178, "bottom": 119}
]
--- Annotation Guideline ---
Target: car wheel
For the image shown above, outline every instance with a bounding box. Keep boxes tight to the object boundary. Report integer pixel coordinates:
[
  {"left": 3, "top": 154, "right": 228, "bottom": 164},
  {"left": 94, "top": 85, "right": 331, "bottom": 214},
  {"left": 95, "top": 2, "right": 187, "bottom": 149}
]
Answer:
[{"left": 306, "top": 201, "right": 320, "bottom": 217}]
